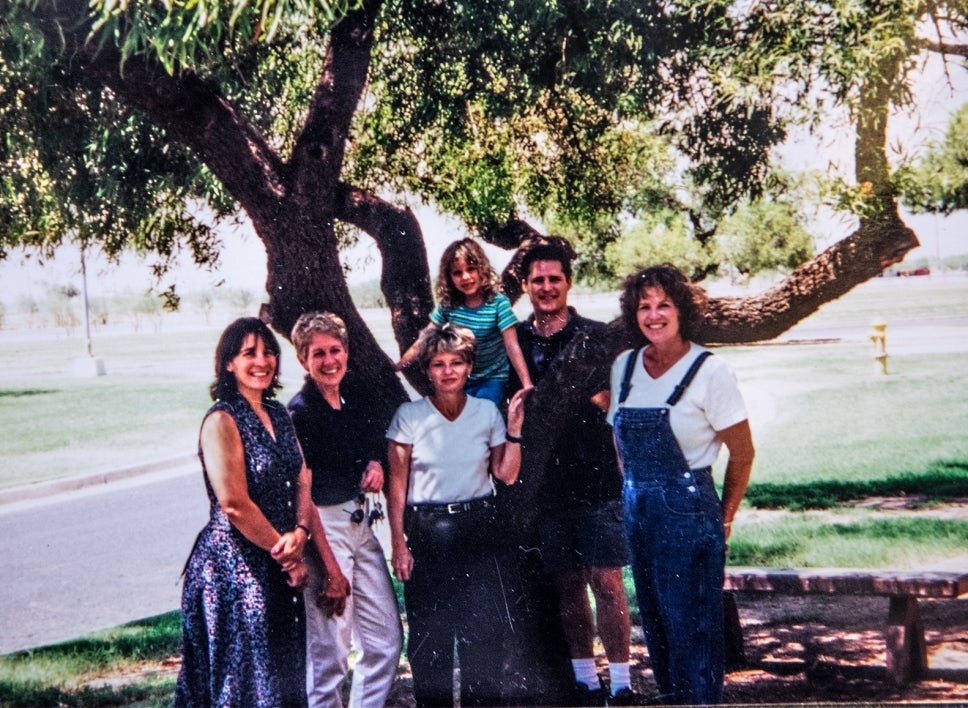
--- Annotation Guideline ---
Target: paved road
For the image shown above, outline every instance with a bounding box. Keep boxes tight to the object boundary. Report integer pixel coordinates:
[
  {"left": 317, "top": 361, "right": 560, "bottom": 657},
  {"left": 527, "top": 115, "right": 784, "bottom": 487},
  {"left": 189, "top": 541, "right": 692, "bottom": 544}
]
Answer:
[{"left": 0, "top": 464, "right": 207, "bottom": 654}]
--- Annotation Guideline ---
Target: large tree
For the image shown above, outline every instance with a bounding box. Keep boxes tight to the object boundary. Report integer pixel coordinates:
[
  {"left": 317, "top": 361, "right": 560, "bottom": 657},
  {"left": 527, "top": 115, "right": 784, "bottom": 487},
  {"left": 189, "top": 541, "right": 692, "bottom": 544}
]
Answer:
[{"left": 3, "top": 0, "right": 966, "bottom": 460}]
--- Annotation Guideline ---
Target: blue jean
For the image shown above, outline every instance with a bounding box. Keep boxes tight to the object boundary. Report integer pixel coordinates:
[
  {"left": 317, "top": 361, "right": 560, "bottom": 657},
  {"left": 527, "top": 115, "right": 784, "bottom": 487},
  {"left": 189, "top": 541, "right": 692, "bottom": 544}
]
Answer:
[
  {"left": 465, "top": 377, "right": 506, "bottom": 407},
  {"left": 613, "top": 406, "right": 726, "bottom": 705}
]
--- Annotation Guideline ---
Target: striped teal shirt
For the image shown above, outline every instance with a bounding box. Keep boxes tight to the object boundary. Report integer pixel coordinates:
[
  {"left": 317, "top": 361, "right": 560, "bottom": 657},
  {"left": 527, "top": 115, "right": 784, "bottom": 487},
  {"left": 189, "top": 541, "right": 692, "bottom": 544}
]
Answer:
[{"left": 430, "top": 293, "right": 518, "bottom": 382}]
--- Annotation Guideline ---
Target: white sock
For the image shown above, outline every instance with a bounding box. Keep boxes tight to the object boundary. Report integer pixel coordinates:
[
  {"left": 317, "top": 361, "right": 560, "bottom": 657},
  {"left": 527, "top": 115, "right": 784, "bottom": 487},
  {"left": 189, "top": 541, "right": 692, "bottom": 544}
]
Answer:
[
  {"left": 608, "top": 662, "right": 631, "bottom": 693},
  {"left": 572, "top": 658, "right": 599, "bottom": 689}
]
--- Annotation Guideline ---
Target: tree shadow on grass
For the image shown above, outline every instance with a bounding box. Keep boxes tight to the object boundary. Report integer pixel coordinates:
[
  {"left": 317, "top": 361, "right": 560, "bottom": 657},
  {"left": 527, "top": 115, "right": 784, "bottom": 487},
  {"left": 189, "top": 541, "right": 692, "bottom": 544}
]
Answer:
[
  {"left": 0, "top": 388, "right": 58, "bottom": 398},
  {"left": 744, "top": 460, "right": 968, "bottom": 510}
]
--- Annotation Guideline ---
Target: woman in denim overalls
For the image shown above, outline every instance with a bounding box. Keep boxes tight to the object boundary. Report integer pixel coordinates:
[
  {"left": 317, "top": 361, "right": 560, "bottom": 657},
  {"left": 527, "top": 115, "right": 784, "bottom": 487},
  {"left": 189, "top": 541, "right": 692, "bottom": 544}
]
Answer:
[{"left": 606, "top": 266, "right": 755, "bottom": 705}]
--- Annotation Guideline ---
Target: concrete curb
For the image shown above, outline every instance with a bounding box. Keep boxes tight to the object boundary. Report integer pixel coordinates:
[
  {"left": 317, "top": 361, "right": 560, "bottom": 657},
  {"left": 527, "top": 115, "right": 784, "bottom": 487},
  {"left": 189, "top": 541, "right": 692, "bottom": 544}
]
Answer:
[{"left": 0, "top": 454, "right": 198, "bottom": 506}]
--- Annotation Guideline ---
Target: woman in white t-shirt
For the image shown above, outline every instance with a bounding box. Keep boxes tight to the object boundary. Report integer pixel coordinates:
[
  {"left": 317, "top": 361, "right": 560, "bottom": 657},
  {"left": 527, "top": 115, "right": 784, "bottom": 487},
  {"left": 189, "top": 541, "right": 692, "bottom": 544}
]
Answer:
[
  {"left": 606, "top": 265, "right": 754, "bottom": 706},
  {"left": 386, "top": 323, "right": 527, "bottom": 707}
]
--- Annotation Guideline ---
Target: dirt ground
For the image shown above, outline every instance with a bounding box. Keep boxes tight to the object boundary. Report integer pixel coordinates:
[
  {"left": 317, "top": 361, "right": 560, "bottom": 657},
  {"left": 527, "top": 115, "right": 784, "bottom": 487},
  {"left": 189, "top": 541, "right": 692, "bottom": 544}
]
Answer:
[
  {"left": 381, "top": 593, "right": 968, "bottom": 705},
  {"left": 92, "top": 586, "right": 968, "bottom": 705},
  {"left": 90, "top": 504, "right": 968, "bottom": 705},
  {"left": 718, "top": 593, "right": 968, "bottom": 704}
]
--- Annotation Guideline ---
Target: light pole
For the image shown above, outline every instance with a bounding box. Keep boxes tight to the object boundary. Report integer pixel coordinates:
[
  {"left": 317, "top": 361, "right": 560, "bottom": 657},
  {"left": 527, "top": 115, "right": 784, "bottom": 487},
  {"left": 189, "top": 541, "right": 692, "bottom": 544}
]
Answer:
[
  {"left": 72, "top": 244, "right": 106, "bottom": 377},
  {"left": 81, "top": 245, "right": 93, "bottom": 357}
]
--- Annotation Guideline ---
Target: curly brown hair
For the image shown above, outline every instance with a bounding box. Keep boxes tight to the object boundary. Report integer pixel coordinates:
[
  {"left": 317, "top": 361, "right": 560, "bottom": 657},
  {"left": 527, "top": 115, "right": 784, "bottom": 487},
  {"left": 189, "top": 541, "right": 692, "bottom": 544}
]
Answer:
[
  {"left": 619, "top": 264, "right": 709, "bottom": 345},
  {"left": 435, "top": 238, "right": 501, "bottom": 308}
]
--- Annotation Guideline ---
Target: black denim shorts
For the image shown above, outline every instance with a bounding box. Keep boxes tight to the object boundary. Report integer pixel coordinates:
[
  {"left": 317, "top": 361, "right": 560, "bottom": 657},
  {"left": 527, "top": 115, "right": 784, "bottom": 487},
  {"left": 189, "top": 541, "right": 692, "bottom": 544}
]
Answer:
[{"left": 537, "top": 498, "right": 630, "bottom": 573}]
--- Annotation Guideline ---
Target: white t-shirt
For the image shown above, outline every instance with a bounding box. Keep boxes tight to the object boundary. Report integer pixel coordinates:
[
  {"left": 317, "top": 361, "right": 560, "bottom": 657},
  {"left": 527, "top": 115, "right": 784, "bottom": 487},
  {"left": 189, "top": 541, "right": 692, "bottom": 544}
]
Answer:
[
  {"left": 386, "top": 395, "right": 506, "bottom": 504},
  {"left": 606, "top": 343, "right": 748, "bottom": 469}
]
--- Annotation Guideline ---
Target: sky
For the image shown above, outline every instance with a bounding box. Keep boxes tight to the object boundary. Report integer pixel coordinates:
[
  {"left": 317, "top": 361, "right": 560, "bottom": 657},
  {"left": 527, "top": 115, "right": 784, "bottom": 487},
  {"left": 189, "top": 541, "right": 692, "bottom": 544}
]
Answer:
[{"left": 1, "top": 50, "right": 966, "bottom": 307}]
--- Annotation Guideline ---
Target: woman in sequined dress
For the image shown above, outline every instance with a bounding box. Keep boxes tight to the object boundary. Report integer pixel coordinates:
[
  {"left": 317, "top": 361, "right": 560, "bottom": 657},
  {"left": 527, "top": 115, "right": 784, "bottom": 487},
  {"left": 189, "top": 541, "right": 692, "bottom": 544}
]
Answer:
[{"left": 176, "top": 318, "right": 346, "bottom": 707}]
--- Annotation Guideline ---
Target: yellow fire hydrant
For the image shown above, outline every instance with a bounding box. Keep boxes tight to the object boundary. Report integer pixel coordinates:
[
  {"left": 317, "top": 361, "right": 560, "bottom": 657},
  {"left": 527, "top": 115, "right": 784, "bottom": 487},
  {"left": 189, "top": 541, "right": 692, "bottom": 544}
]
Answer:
[{"left": 869, "top": 318, "right": 888, "bottom": 375}]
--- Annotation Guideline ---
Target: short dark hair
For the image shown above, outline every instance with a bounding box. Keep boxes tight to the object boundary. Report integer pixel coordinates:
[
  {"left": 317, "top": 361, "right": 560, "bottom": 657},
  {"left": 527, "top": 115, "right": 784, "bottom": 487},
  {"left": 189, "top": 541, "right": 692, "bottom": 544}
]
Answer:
[
  {"left": 619, "top": 264, "right": 708, "bottom": 344},
  {"left": 210, "top": 317, "right": 283, "bottom": 402},
  {"left": 520, "top": 240, "right": 574, "bottom": 281}
]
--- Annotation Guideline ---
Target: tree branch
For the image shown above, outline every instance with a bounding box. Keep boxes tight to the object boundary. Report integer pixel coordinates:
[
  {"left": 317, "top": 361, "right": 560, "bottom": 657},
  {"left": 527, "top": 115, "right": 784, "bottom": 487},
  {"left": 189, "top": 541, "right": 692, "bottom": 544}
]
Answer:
[
  {"left": 25, "top": 0, "right": 287, "bottom": 227},
  {"left": 479, "top": 218, "right": 544, "bottom": 303},
  {"left": 700, "top": 214, "right": 917, "bottom": 342},
  {"left": 699, "top": 43, "right": 919, "bottom": 342},
  {"left": 336, "top": 183, "right": 434, "bottom": 374},
  {"left": 291, "top": 0, "right": 382, "bottom": 196},
  {"left": 918, "top": 38, "right": 968, "bottom": 57},
  {"left": 478, "top": 218, "right": 542, "bottom": 250}
]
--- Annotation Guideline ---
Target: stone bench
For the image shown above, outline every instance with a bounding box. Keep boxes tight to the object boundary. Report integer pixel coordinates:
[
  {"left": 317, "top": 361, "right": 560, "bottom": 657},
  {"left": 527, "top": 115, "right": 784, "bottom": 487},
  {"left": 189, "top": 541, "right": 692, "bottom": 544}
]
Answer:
[{"left": 723, "top": 567, "right": 968, "bottom": 684}]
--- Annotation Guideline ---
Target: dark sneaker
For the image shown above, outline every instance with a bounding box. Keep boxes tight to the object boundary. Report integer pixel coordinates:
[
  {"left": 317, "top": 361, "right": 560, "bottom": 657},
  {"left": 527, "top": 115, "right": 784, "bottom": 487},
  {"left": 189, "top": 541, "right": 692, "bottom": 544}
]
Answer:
[
  {"left": 608, "top": 687, "right": 643, "bottom": 706},
  {"left": 573, "top": 680, "right": 607, "bottom": 706}
]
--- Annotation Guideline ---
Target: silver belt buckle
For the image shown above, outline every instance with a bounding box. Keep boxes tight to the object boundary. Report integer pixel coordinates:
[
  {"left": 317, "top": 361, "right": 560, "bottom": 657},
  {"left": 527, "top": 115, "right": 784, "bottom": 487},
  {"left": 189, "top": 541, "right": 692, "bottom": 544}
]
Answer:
[{"left": 446, "top": 502, "right": 463, "bottom": 514}]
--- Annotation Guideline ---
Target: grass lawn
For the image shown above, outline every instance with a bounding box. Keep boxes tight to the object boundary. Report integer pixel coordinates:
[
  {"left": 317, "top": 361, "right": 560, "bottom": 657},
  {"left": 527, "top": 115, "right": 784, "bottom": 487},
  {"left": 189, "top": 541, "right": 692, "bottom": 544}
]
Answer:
[
  {"left": 0, "top": 613, "right": 180, "bottom": 707},
  {"left": 728, "top": 344, "right": 968, "bottom": 486},
  {"left": 2, "top": 275, "right": 966, "bottom": 488},
  {"left": 0, "top": 325, "right": 215, "bottom": 487}
]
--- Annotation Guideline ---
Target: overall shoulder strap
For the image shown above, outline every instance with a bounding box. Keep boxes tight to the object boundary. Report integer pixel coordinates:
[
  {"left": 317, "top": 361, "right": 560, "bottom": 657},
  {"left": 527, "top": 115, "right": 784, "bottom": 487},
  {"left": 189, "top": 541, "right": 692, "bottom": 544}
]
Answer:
[
  {"left": 665, "top": 351, "right": 713, "bottom": 406},
  {"left": 618, "top": 348, "right": 641, "bottom": 404}
]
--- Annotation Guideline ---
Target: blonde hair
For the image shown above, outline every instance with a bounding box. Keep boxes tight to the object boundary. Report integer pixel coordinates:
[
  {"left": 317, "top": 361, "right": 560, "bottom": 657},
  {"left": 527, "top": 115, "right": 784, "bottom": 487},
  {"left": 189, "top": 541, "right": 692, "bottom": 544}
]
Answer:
[
  {"left": 415, "top": 323, "right": 477, "bottom": 371},
  {"left": 434, "top": 238, "right": 501, "bottom": 308},
  {"left": 291, "top": 311, "right": 349, "bottom": 362}
]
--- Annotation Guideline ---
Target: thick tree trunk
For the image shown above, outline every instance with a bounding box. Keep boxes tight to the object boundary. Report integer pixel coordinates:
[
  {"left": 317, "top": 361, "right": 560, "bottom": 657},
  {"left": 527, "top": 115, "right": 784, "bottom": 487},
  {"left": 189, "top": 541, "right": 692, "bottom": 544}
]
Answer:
[
  {"left": 254, "top": 201, "right": 410, "bottom": 422},
  {"left": 337, "top": 188, "right": 434, "bottom": 351}
]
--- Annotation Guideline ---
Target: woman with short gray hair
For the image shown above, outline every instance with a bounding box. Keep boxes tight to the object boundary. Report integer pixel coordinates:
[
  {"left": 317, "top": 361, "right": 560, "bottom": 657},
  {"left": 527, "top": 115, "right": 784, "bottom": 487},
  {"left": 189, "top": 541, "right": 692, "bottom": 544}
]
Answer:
[{"left": 288, "top": 310, "right": 402, "bottom": 708}]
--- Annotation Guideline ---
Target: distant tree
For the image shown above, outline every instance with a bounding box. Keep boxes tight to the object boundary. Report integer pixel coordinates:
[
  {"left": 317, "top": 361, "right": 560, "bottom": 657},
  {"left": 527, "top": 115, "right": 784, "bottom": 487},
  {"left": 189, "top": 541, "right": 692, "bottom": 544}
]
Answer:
[
  {"left": 901, "top": 102, "right": 968, "bottom": 214},
  {"left": 191, "top": 292, "right": 216, "bottom": 324},
  {"left": 717, "top": 199, "right": 815, "bottom": 279},
  {"left": 130, "top": 292, "right": 163, "bottom": 334},
  {"left": 230, "top": 289, "right": 256, "bottom": 316},
  {"left": 602, "top": 186, "right": 815, "bottom": 284},
  {"left": 604, "top": 210, "right": 718, "bottom": 281},
  {"left": 16, "top": 294, "right": 40, "bottom": 328},
  {"left": 43, "top": 285, "right": 80, "bottom": 334}
]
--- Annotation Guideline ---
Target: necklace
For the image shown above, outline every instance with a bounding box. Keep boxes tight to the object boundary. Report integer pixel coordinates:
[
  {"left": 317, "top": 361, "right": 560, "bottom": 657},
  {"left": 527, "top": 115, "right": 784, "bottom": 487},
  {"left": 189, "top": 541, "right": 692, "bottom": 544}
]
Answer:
[{"left": 533, "top": 312, "right": 569, "bottom": 337}]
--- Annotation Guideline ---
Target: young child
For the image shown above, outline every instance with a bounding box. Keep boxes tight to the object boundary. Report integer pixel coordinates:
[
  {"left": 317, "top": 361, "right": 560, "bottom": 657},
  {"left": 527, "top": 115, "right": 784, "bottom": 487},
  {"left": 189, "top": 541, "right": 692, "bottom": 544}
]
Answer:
[{"left": 396, "top": 238, "right": 533, "bottom": 405}]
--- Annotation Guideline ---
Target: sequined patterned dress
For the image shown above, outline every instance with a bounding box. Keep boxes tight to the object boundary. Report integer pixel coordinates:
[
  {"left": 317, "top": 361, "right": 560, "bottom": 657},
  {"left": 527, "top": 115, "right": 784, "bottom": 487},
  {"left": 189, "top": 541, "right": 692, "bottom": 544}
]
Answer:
[{"left": 175, "top": 398, "right": 307, "bottom": 707}]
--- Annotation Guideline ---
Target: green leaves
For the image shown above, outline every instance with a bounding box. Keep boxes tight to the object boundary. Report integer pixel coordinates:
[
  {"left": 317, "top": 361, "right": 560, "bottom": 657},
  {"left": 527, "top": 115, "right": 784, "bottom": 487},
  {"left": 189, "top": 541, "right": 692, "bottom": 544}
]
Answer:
[
  {"left": 0, "top": 33, "right": 226, "bottom": 271},
  {"left": 901, "top": 101, "right": 968, "bottom": 214},
  {"left": 5, "top": 0, "right": 964, "bottom": 298},
  {"left": 85, "top": 0, "right": 360, "bottom": 75},
  {"left": 717, "top": 197, "right": 815, "bottom": 277}
]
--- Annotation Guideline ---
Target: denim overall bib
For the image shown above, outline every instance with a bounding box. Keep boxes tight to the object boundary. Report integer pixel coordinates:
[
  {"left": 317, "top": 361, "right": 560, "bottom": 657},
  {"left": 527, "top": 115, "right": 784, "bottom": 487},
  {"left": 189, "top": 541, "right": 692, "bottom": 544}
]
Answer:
[{"left": 613, "top": 349, "right": 726, "bottom": 705}]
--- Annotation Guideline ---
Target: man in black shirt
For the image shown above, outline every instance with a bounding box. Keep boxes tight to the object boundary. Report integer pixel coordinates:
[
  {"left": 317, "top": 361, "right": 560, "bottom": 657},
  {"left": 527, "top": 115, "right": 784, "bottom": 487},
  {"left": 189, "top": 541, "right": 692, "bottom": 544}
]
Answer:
[{"left": 507, "top": 242, "right": 636, "bottom": 706}]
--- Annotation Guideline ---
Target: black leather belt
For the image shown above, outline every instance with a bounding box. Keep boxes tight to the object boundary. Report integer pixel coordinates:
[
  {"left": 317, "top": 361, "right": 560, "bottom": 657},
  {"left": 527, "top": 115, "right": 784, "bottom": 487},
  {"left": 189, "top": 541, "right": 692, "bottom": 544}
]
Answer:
[{"left": 408, "top": 496, "right": 494, "bottom": 515}]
